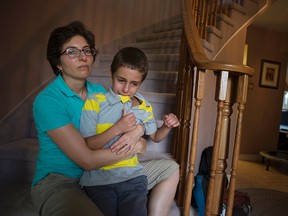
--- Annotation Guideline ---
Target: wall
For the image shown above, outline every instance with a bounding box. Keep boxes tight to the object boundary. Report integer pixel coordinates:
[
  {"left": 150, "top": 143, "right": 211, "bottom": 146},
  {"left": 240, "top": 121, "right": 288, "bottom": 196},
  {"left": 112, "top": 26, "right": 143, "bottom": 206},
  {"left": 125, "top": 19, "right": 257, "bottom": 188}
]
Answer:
[
  {"left": 0, "top": 0, "right": 181, "bottom": 120},
  {"left": 241, "top": 26, "right": 288, "bottom": 155}
]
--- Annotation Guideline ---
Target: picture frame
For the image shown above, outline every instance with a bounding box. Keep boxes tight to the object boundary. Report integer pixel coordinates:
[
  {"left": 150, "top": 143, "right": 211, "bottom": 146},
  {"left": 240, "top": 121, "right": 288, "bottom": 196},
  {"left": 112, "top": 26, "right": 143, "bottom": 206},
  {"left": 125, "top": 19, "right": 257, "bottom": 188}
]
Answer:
[{"left": 259, "top": 59, "right": 281, "bottom": 89}]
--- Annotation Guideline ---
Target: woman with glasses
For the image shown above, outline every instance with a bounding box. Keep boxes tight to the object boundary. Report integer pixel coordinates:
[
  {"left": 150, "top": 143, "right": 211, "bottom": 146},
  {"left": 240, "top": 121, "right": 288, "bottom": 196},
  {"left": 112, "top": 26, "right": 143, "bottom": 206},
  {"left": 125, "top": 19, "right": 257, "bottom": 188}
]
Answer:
[{"left": 31, "top": 21, "right": 179, "bottom": 216}]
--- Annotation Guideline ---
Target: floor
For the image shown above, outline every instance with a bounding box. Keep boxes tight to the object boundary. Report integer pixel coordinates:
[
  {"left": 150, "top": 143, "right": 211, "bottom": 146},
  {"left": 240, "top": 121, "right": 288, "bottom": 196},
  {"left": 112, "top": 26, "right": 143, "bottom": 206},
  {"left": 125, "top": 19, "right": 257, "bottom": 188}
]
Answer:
[{"left": 235, "top": 158, "right": 288, "bottom": 193}]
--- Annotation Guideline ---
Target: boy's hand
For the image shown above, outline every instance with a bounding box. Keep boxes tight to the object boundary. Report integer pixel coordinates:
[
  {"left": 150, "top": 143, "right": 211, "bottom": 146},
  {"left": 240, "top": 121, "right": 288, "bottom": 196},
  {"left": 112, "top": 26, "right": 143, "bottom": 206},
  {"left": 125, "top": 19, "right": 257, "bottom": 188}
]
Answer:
[
  {"left": 114, "top": 109, "right": 136, "bottom": 134},
  {"left": 163, "top": 113, "right": 180, "bottom": 129}
]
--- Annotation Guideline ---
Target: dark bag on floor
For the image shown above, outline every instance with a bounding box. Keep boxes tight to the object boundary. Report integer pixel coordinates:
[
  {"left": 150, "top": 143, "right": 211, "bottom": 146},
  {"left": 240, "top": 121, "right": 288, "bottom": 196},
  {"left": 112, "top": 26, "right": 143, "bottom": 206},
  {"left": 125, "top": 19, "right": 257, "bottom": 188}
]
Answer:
[
  {"left": 223, "top": 190, "right": 252, "bottom": 216},
  {"left": 191, "top": 146, "right": 229, "bottom": 216},
  {"left": 191, "top": 146, "right": 213, "bottom": 216}
]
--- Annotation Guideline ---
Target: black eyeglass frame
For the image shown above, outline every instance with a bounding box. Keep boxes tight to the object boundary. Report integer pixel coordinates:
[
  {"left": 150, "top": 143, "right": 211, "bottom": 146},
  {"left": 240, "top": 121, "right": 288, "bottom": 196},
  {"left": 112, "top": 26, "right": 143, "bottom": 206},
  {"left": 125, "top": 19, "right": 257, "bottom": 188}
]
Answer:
[{"left": 60, "top": 47, "right": 99, "bottom": 58}]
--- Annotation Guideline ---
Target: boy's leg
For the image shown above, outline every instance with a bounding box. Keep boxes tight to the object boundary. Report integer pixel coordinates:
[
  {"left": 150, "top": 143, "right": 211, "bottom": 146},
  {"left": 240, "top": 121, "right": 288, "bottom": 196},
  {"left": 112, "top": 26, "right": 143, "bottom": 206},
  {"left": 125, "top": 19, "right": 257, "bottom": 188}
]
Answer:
[
  {"left": 141, "top": 159, "right": 180, "bottom": 216},
  {"left": 117, "top": 175, "right": 148, "bottom": 216},
  {"left": 84, "top": 185, "right": 118, "bottom": 216},
  {"left": 31, "top": 173, "right": 104, "bottom": 216}
]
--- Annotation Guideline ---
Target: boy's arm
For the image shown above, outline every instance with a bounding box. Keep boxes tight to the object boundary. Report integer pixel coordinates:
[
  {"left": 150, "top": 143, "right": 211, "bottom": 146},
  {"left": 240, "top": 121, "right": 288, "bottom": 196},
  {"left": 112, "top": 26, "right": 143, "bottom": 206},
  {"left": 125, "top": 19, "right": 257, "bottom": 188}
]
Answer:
[
  {"left": 149, "top": 113, "right": 180, "bottom": 143},
  {"left": 86, "top": 111, "right": 137, "bottom": 149},
  {"left": 85, "top": 124, "right": 123, "bottom": 149},
  {"left": 149, "top": 124, "right": 171, "bottom": 143}
]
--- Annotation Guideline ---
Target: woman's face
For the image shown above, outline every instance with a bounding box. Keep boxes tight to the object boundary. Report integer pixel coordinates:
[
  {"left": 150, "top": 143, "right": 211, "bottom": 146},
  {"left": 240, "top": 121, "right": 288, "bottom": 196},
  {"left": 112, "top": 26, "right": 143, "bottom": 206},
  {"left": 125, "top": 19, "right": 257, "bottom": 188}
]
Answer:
[{"left": 57, "top": 35, "right": 94, "bottom": 82}]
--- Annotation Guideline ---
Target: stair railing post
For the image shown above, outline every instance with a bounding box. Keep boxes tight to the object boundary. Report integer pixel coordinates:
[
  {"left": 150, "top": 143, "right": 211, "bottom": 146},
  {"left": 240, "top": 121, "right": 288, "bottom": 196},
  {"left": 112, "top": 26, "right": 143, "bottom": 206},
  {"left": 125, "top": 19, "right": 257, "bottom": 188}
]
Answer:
[
  {"left": 226, "top": 74, "right": 249, "bottom": 216},
  {"left": 178, "top": 60, "right": 195, "bottom": 206},
  {"left": 205, "top": 70, "right": 229, "bottom": 216},
  {"left": 172, "top": 36, "right": 187, "bottom": 159},
  {"left": 183, "top": 68, "right": 206, "bottom": 216},
  {"left": 174, "top": 42, "right": 195, "bottom": 206}
]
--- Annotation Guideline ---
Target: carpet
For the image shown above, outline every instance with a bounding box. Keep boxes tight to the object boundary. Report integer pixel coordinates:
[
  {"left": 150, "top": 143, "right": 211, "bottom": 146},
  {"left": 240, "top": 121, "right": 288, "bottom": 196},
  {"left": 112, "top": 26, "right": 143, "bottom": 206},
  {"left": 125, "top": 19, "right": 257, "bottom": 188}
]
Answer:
[{"left": 239, "top": 188, "right": 288, "bottom": 216}]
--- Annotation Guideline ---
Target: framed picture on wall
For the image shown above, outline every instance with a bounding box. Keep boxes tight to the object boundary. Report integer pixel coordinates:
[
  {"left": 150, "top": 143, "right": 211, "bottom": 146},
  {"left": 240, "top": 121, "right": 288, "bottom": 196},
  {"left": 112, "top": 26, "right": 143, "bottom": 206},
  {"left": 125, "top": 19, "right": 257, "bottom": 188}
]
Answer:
[{"left": 259, "top": 59, "right": 281, "bottom": 89}]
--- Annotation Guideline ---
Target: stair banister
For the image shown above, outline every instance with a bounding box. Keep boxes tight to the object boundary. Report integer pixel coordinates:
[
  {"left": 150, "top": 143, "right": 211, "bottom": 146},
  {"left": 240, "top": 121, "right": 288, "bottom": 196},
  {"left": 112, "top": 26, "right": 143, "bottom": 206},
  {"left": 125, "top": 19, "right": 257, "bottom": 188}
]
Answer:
[{"left": 173, "top": 0, "right": 254, "bottom": 215}]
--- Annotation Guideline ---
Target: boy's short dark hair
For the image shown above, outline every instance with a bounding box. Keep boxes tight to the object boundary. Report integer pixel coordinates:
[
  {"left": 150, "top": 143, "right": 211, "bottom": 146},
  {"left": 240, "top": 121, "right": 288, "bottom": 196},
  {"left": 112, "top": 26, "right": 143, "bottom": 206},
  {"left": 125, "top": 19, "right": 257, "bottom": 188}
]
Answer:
[
  {"left": 111, "top": 47, "right": 149, "bottom": 82},
  {"left": 47, "top": 21, "right": 96, "bottom": 76}
]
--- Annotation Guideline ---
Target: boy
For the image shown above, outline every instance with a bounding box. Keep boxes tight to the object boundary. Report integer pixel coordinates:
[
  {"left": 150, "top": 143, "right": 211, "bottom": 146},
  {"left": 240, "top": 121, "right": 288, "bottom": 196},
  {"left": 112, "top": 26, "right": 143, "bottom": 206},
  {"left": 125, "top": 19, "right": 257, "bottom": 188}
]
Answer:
[{"left": 80, "top": 47, "right": 179, "bottom": 216}]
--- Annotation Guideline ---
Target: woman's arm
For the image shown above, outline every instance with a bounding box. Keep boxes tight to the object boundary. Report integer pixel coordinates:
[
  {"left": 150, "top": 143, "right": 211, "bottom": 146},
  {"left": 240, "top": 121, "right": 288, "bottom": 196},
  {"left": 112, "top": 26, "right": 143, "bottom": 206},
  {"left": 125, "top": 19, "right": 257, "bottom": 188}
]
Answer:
[{"left": 47, "top": 123, "right": 146, "bottom": 171}]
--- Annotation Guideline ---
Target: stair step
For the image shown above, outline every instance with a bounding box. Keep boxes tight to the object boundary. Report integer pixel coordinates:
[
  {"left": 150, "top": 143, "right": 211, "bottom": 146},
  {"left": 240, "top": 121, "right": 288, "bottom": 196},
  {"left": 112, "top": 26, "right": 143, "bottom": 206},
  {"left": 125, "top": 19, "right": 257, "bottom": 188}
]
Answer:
[
  {"left": 141, "top": 91, "right": 176, "bottom": 120},
  {"left": 87, "top": 77, "right": 176, "bottom": 106},
  {"left": 144, "top": 120, "right": 174, "bottom": 153},
  {"left": 243, "top": 0, "right": 262, "bottom": 9},
  {"left": 89, "top": 69, "right": 177, "bottom": 93},
  {"left": 229, "top": 3, "right": 248, "bottom": 24},
  {"left": 89, "top": 73, "right": 177, "bottom": 94},
  {"left": 92, "top": 67, "right": 177, "bottom": 79},
  {"left": 0, "top": 138, "right": 38, "bottom": 182},
  {"left": 119, "top": 40, "right": 181, "bottom": 54},
  {"left": 202, "top": 39, "right": 214, "bottom": 55},
  {"left": 136, "top": 29, "right": 182, "bottom": 42},
  {"left": 99, "top": 54, "right": 179, "bottom": 71},
  {"left": 147, "top": 54, "right": 180, "bottom": 71},
  {"left": 154, "top": 22, "right": 182, "bottom": 33},
  {"left": 216, "top": 14, "right": 235, "bottom": 31},
  {"left": 139, "top": 75, "right": 177, "bottom": 93},
  {"left": 168, "top": 14, "right": 182, "bottom": 25},
  {"left": 207, "top": 26, "right": 223, "bottom": 40}
]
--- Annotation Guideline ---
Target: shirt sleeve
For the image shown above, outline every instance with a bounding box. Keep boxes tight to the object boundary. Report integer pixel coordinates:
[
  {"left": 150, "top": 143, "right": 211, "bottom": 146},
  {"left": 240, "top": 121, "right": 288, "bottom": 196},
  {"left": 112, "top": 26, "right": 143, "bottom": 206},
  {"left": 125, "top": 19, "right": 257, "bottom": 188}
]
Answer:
[
  {"left": 80, "top": 96, "right": 99, "bottom": 138},
  {"left": 143, "top": 117, "right": 158, "bottom": 135},
  {"left": 33, "top": 93, "right": 72, "bottom": 132},
  {"left": 141, "top": 103, "right": 158, "bottom": 135}
]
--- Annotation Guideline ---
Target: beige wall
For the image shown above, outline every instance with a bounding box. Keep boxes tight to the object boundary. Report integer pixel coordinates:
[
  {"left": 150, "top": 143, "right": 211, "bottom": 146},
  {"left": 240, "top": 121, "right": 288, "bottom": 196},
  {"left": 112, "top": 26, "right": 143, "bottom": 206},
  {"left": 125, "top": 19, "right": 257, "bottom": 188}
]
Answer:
[
  {"left": 241, "top": 26, "right": 288, "bottom": 154},
  {"left": 0, "top": 0, "right": 181, "bottom": 119}
]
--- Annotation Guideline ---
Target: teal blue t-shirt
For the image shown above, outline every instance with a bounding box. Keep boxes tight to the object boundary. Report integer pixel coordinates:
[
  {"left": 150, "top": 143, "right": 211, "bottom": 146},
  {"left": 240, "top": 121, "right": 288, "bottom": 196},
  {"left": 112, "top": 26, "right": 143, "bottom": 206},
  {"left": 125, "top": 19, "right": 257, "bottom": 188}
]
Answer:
[{"left": 32, "top": 75, "right": 106, "bottom": 186}]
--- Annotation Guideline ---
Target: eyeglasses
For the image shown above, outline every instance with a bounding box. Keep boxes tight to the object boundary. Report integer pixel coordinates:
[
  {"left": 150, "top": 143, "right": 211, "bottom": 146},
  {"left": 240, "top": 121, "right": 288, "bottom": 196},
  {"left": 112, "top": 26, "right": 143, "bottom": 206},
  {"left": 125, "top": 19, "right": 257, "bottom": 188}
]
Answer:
[{"left": 60, "top": 47, "right": 98, "bottom": 58}]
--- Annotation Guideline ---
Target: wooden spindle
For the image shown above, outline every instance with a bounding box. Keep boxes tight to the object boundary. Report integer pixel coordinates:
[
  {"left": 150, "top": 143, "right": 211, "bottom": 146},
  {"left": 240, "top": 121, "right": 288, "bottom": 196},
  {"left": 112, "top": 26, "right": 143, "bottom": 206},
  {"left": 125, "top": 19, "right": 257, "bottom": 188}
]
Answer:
[
  {"left": 226, "top": 75, "right": 249, "bottom": 216},
  {"left": 205, "top": 71, "right": 229, "bottom": 216},
  {"left": 175, "top": 53, "right": 195, "bottom": 206},
  {"left": 183, "top": 69, "right": 206, "bottom": 216}
]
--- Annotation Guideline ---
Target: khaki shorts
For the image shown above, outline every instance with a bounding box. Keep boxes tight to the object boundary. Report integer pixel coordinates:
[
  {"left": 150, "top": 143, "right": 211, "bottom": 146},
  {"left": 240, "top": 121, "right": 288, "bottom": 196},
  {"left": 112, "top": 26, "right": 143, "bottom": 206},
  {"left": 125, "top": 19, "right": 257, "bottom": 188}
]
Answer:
[
  {"left": 141, "top": 159, "right": 179, "bottom": 190},
  {"left": 31, "top": 159, "right": 179, "bottom": 216},
  {"left": 31, "top": 173, "right": 104, "bottom": 216}
]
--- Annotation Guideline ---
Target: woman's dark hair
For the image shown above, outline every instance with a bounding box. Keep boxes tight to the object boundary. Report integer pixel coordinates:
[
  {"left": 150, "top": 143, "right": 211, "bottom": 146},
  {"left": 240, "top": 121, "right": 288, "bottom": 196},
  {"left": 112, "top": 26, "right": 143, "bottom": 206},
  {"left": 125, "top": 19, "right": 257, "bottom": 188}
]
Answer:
[
  {"left": 111, "top": 47, "right": 149, "bottom": 82},
  {"left": 47, "top": 21, "right": 96, "bottom": 76}
]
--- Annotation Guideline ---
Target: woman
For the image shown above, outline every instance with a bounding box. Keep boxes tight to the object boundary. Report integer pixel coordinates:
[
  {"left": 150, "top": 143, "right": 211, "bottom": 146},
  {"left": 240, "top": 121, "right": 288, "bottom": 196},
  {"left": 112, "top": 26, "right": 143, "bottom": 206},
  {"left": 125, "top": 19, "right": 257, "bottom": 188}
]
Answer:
[{"left": 31, "top": 21, "right": 179, "bottom": 216}]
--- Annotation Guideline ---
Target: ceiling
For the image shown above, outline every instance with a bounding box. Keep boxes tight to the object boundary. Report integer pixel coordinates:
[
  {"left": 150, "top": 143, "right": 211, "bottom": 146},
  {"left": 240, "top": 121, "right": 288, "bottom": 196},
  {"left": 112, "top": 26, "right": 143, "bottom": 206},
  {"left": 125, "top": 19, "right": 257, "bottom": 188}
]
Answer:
[{"left": 251, "top": 0, "right": 288, "bottom": 33}]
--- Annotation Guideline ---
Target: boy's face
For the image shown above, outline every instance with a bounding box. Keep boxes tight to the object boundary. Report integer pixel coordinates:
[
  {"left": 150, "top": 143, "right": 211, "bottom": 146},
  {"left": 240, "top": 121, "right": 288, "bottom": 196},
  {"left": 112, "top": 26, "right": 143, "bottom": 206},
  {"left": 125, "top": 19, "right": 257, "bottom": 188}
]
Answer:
[{"left": 111, "top": 66, "right": 143, "bottom": 98}]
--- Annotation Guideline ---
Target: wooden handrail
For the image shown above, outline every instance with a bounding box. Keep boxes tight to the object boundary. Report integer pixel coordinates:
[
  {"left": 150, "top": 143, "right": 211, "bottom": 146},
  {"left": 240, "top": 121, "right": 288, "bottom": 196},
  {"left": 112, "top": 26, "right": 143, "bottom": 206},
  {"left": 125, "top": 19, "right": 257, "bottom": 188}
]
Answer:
[
  {"left": 183, "top": 0, "right": 254, "bottom": 75},
  {"left": 173, "top": 0, "right": 255, "bottom": 215}
]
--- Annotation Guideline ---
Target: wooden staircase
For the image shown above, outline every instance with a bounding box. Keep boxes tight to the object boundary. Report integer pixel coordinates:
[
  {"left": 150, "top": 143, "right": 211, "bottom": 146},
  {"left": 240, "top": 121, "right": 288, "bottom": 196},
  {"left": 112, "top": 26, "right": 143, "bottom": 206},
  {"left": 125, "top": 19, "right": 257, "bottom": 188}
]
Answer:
[{"left": 172, "top": 0, "right": 264, "bottom": 216}]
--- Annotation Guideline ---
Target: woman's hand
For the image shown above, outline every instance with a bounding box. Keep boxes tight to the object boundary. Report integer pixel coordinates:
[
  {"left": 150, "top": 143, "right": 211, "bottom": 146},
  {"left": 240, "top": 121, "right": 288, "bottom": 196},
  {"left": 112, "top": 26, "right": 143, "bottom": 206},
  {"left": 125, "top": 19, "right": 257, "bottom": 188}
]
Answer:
[
  {"left": 110, "top": 124, "right": 145, "bottom": 155},
  {"left": 135, "top": 138, "right": 147, "bottom": 155},
  {"left": 115, "top": 137, "right": 147, "bottom": 155}
]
